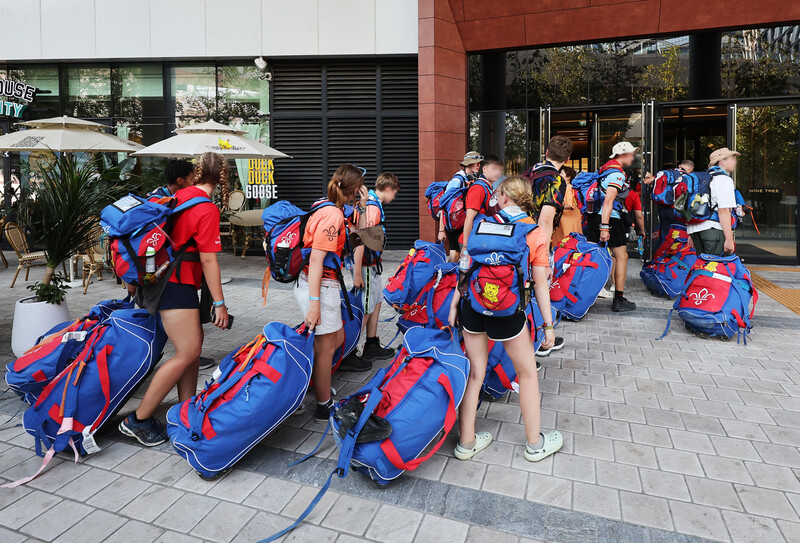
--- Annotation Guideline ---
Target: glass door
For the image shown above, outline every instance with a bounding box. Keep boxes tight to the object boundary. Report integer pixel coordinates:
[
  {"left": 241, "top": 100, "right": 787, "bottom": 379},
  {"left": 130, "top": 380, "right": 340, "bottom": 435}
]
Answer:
[{"left": 732, "top": 103, "right": 799, "bottom": 263}]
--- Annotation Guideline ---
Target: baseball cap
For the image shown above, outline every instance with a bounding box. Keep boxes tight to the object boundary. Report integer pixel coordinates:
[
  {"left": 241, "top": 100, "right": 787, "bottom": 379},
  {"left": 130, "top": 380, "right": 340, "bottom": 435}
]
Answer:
[
  {"left": 609, "top": 141, "right": 639, "bottom": 159},
  {"left": 708, "top": 147, "right": 741, "bottom": 168},
  {"left": 349, "top": 226, "right": 385, "bottom": 252},
  {"left": 461, "top": 151, "right": 484, "bottom": 166}
]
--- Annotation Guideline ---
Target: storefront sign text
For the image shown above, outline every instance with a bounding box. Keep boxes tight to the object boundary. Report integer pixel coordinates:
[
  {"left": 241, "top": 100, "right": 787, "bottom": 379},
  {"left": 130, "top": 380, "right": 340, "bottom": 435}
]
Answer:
[
  {"left": 0, "top": 79, "right": 37, "bottom": 118},
  {"left": 246, "top": 159, "right": 277, "bottom": 199}
]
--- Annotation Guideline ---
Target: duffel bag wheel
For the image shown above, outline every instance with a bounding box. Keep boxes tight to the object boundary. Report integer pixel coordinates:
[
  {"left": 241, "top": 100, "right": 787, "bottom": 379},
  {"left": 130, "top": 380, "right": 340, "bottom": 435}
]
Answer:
[{"left": 197, "top": 468, "right": 231, "bottom": 482}]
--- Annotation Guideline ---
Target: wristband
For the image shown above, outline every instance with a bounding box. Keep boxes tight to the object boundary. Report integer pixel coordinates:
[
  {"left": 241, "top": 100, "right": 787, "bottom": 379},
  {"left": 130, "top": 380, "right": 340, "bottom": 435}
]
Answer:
[
  {"left": 599, "top": 224, "right": 611, "bottom": 231},
  {"left": 543, "top": 323, "right": 555, "bottom": 330},
  {"left": 212, "top": 300, "right": 225, "bottom": 307},
  {"left": 356, "top": 205, "right": 366, "bottom": 213},
  {"left": 309, "top": 296, "right": 321, "bottom": 301}
]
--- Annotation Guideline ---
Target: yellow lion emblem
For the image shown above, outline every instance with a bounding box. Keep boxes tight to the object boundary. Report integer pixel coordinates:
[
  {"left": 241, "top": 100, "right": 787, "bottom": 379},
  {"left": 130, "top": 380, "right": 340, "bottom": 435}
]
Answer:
[
  {"left": 218, "top": 138, "right": 233, "bottom": 150},
  {"left": 483, "top": 282, "right": 500, "bottom": 304},
  {"left": 705, "top": 262, "right": 719, "bottom": 272}
]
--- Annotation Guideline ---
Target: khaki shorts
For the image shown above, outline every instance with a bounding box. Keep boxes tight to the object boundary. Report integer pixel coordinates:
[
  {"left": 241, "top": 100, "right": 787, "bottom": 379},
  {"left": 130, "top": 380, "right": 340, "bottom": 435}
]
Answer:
[{"left": 294, "top": 275, "right": 342, "bottom": 335}]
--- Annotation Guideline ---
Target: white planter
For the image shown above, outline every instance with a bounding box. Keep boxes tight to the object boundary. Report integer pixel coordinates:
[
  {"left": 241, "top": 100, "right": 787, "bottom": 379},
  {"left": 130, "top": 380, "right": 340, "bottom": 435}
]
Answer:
[{"left": 11, "top": 296, "right": 71, "bottom": 358}]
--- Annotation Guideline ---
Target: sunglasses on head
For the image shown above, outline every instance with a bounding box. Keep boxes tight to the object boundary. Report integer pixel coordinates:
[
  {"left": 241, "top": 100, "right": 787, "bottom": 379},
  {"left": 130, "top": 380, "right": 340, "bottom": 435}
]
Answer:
[{"left": 348, "top": 164, "right": 367, "bottom": 177}]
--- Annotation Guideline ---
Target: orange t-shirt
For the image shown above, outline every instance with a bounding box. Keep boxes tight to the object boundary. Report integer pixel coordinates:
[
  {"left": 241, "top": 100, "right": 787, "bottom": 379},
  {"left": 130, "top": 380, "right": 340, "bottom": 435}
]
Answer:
[
  {"left": 527, "top": 226, "right": 550, "bottom": 268},
  {"left": 302, "top": 204, "right": 345, "bottom": 280}
]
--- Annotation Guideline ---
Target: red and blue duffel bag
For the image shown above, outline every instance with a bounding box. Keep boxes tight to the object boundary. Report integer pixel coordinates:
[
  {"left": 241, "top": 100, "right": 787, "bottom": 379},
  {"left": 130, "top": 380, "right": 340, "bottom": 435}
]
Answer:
[
  {"left": 4, "top": 309, "right": 167, "bottom": 488},
  {"left": 5, "top": 296, "right": 134, "bottom": 404},
  {"left": 549, "top": 233, "right": 613, "bottom": 321},
  {"left": 653, "top": 224, "right": 691, "bottom": 260},
  {"left": 396, "top": 263, "right": 458, "bottom": 333},
  {"left": 166, "top": 322, "right": 314, "bottom": 480},
  {"left": 261, "top": 327, "right": 468, "bottom": 542},
  {"left": 383, "top": 240, "right": 446, "bottom": 310},
  {"left": 483, "top": 303, "right": 557, "bottom": 399},
  {"left": 640, "top": 244, "right": 698, "bottom": 299},
  {"left": 661, "top": 254, "right": 758, "bottom": 343}
]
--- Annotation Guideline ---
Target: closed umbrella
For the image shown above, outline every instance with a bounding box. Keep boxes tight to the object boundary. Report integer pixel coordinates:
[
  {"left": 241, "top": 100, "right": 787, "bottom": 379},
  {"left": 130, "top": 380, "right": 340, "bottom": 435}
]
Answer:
[
  {"left": 0, "top": 116, "right": 143, "bottom": 153},
  {"left": 132, "top": 120, "right": 290, "bottom": 159}
]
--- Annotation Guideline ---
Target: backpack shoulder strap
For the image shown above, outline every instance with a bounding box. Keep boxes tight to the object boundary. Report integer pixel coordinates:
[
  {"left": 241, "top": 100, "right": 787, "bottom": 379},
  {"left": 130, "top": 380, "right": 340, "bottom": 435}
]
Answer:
[{"left": 173, "top": 195, "right": 214, "bottom": 214}]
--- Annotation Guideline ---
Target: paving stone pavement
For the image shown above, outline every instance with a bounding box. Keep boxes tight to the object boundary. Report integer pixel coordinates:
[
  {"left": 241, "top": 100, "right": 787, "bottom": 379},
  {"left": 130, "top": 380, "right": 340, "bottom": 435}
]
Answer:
[{"left": 1, "top": 250, "right": 800, "bottom": 543}]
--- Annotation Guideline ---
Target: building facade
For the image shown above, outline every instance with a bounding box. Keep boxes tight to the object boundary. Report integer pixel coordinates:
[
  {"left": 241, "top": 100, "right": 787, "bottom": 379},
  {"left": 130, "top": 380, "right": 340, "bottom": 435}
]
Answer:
[
  {"left": 420, "top": 0, "right": 800, "bottom": 263},
  {"left": 0, "top": 0, "right": 421, "bottom": 246},
  {"left": 2, "top": 1, "right": 800, "bottom": 261}
]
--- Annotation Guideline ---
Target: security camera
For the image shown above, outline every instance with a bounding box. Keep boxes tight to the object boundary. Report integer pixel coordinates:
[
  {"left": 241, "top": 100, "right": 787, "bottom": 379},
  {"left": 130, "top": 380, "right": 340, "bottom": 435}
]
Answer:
[{"left": 254, "top": 57, "right": 272, "bottom": 81}]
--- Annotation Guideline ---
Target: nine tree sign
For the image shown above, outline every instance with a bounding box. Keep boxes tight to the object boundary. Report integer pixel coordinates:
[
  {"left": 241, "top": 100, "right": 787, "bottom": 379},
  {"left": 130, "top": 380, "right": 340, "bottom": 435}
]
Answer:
[{"left": 0, "top": 79, "right": 37, "bottom": 118}]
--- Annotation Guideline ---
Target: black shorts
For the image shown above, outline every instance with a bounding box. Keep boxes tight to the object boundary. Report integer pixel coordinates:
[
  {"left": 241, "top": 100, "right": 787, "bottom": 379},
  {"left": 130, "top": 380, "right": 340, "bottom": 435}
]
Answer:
[
  {"left": 158, "top": 282, "right": 200, "bottom": 310},
  {"left": 446, "top": 229, "right": 461, "bottom": 252},
  {"left": 460, "top": 300, "right": 527, "bottom": 342},
  {"left": 585, "top": 214, "right": 628, "bottom": 248}
]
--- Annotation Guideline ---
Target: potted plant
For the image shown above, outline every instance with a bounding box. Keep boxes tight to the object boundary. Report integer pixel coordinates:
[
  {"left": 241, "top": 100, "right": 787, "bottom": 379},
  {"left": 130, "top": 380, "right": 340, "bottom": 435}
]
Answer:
[{"left": 10, "top": 153, "right": 129, "bottom": 356}]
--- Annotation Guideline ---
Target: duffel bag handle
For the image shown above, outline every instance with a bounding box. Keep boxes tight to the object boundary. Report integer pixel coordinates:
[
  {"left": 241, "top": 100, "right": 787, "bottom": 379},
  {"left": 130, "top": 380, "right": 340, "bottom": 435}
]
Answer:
[{"left": 379, "top": 373, "right": 456, "bottom": 471}]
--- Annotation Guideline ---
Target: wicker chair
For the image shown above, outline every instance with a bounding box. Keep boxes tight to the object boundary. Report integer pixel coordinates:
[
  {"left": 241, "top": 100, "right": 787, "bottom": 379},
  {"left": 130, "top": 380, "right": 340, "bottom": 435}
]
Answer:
[
  {"left": 77, "top": 224, "right": 106, "bottom": 294},
  {"left": 220, "top": 189, "right": 246, "bottom": 253},
  {"left": 5, "top": 221, "right": 49, "bottom": 287},
  {"left": 0, "top": 218, "right": 9, "bottom": 269}
]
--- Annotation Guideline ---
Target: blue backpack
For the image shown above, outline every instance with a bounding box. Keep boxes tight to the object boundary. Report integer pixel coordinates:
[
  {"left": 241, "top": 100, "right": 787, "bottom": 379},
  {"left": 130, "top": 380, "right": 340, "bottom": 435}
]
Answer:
[
  {"left": 674, "top": 168, "right": 726, "bottom": 224},
  {"left": 383, "top": 240, "right": 446, "bottom": 310},
  {"left": 5, "top": 309, "right": 167, "bottom": 488},
  {"left": 483, "top": 303, "right": 557, "bottom": 399},
  {"left": 5, "top": 297, "right": 134, "bottom": 404},
  {"left": 396, "top": 263, "right": 458, "bottom": 333},
  {"left": 261, "top": 328, "right": 468, "bottom": 542},
  {"left": 465, "top": 214, "right": 538, "bottom": 317},
  {"left": 651, "top": 168, "right": 684, "bottom": 207},
  {"left": 570, "top": 165, "right": 626, "bottom": 214},
  {"left": 549, "top": 233, "right": 613, "bottom": 321},
  {"left": 661, "top": 254, "right": 758, "bottom": 343},
  {"left": 101, "top": 194, "right": 213, "bottom": 286},
  {"left": 439, "top": 178, "right": 493, "bottom": 232},
  {"left": 640, "top": 244, "right": 698, "bottom": 299},
  {"left": 425, "top": 181, "right": 450, "bottom": 220},
  {"left": 166, "top": 323, "right": 314, "bottom": 479}
]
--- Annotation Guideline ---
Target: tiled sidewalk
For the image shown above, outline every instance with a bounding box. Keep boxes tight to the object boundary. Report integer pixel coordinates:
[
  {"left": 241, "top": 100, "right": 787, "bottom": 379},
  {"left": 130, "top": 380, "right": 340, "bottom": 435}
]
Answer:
[{"left": 1, "top": 251, "right": 799, "bottom": 543}]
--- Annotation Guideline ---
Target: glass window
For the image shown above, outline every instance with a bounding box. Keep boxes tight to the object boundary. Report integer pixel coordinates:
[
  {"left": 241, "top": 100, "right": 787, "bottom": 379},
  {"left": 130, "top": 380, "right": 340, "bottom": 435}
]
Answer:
[
  {"left": 7, "top": 65, "right": 60, "bottom": 120},
  {"left": 64, "top": 66, "right": 112, "bottom": 118},
  {"left": 216, "top": 64, "right": 269, "bottom": 125},
  {"left": 170, "top": 65, "right": 216, "bottom": 118},
  {"left": 722, "top": 27, "right": 800, "bottom": 99},
  {"left": 113, "top": 65, "right": 164, "bottom": 118}
]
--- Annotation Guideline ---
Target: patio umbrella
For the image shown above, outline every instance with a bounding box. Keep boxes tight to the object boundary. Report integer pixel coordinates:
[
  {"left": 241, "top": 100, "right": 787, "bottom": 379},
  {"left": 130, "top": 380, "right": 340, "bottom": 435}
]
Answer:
[
  {"left": 131, "top": 120, "right": 290, "bottom": 159},
  {"left": 0, "top": 116, "right": 143, "bottom": 153}
]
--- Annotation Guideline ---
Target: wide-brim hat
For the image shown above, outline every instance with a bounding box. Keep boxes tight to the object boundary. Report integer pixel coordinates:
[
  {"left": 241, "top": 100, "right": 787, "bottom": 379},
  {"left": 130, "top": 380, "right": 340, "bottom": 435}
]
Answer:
[
  {"left": 461, "top": 151, "right": 484, "bottom": 166},
  {"left": 708, "top": 147, "right": 741, "bottom": 168},
  {"left": 349, "top": 226, "right": 385, "bottom": 252}
]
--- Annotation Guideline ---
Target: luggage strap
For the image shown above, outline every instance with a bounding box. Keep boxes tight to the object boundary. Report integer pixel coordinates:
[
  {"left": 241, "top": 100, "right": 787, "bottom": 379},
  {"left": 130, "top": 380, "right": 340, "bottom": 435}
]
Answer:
[{"left": 259, "top": 370, "right": 387, "bottom": 543}]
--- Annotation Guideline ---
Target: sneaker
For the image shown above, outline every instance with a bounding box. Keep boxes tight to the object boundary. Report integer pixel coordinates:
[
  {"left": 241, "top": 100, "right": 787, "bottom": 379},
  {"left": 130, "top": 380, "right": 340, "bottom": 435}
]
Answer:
[
  {"left": 338, "top": 351, "right": 373, "bottom": 372},
  {"left": 536, "top": 360, "right": 542, "bottom": 372},
  {"left": 612, "top": 297, "right": 637, "bottom": 313},
  {"left": 597, "top": 287, "right": 614, "bottom": 299},
  {"left": 198, "top": 356, "right": 215, "bottom": 370},
  {"left": 523, "top": 430, "right": 563, "bottom": 462},
  {"left": 314, "top": 400, "right": 334, "bottom": 423},
  {"left": 536, "top": 336, "right": 565, "bottom": 357},
  {"left": 334, "top": 397, "right": 393, "bottom": 443},
  {"left": 119, "top": 413, "right": 168, "bottom": 447},
  {"left": 454, "top": 431, "right": 493, "bottom": 460},
  {"left": 361, "top": 342, "right": 395, "bottom": 362}
]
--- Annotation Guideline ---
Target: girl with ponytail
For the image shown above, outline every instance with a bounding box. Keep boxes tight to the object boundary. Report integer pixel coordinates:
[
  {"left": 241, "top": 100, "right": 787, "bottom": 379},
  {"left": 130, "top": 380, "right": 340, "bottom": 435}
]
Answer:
[
  {"left": 120, "top": 152, "right": 230, "bottom": 447},
  {"left": 297, "top": 164, "right": 368, "bottom": 423},
  {"left": 448, "top": 175, "right": 562, "bottom": 464}
]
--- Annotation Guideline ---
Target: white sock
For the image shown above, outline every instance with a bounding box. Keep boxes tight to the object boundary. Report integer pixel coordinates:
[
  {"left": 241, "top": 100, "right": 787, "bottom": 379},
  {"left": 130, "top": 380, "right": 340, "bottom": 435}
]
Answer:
[{"left": 527, "top": 433, "right": 545, "bottom": 450}]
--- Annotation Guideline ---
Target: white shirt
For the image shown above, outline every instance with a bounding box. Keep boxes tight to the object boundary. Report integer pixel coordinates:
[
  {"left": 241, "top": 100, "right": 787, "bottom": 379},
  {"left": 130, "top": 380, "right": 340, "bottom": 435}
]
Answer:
[{"left": 687, "top": 172, "right": 737, "bottom": 234}]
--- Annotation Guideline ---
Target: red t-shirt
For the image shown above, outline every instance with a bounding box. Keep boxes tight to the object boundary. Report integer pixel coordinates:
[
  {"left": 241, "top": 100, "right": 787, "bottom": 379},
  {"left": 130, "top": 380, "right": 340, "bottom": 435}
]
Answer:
[
  {"left": 168, "top": 186, "right": 221, "bottom": 288},
  {"left": 465, "top": 179, "right": 492, "bottom": 214},
  {"left": 625, "top": 190, "right": 642, "bottom": 212}
]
